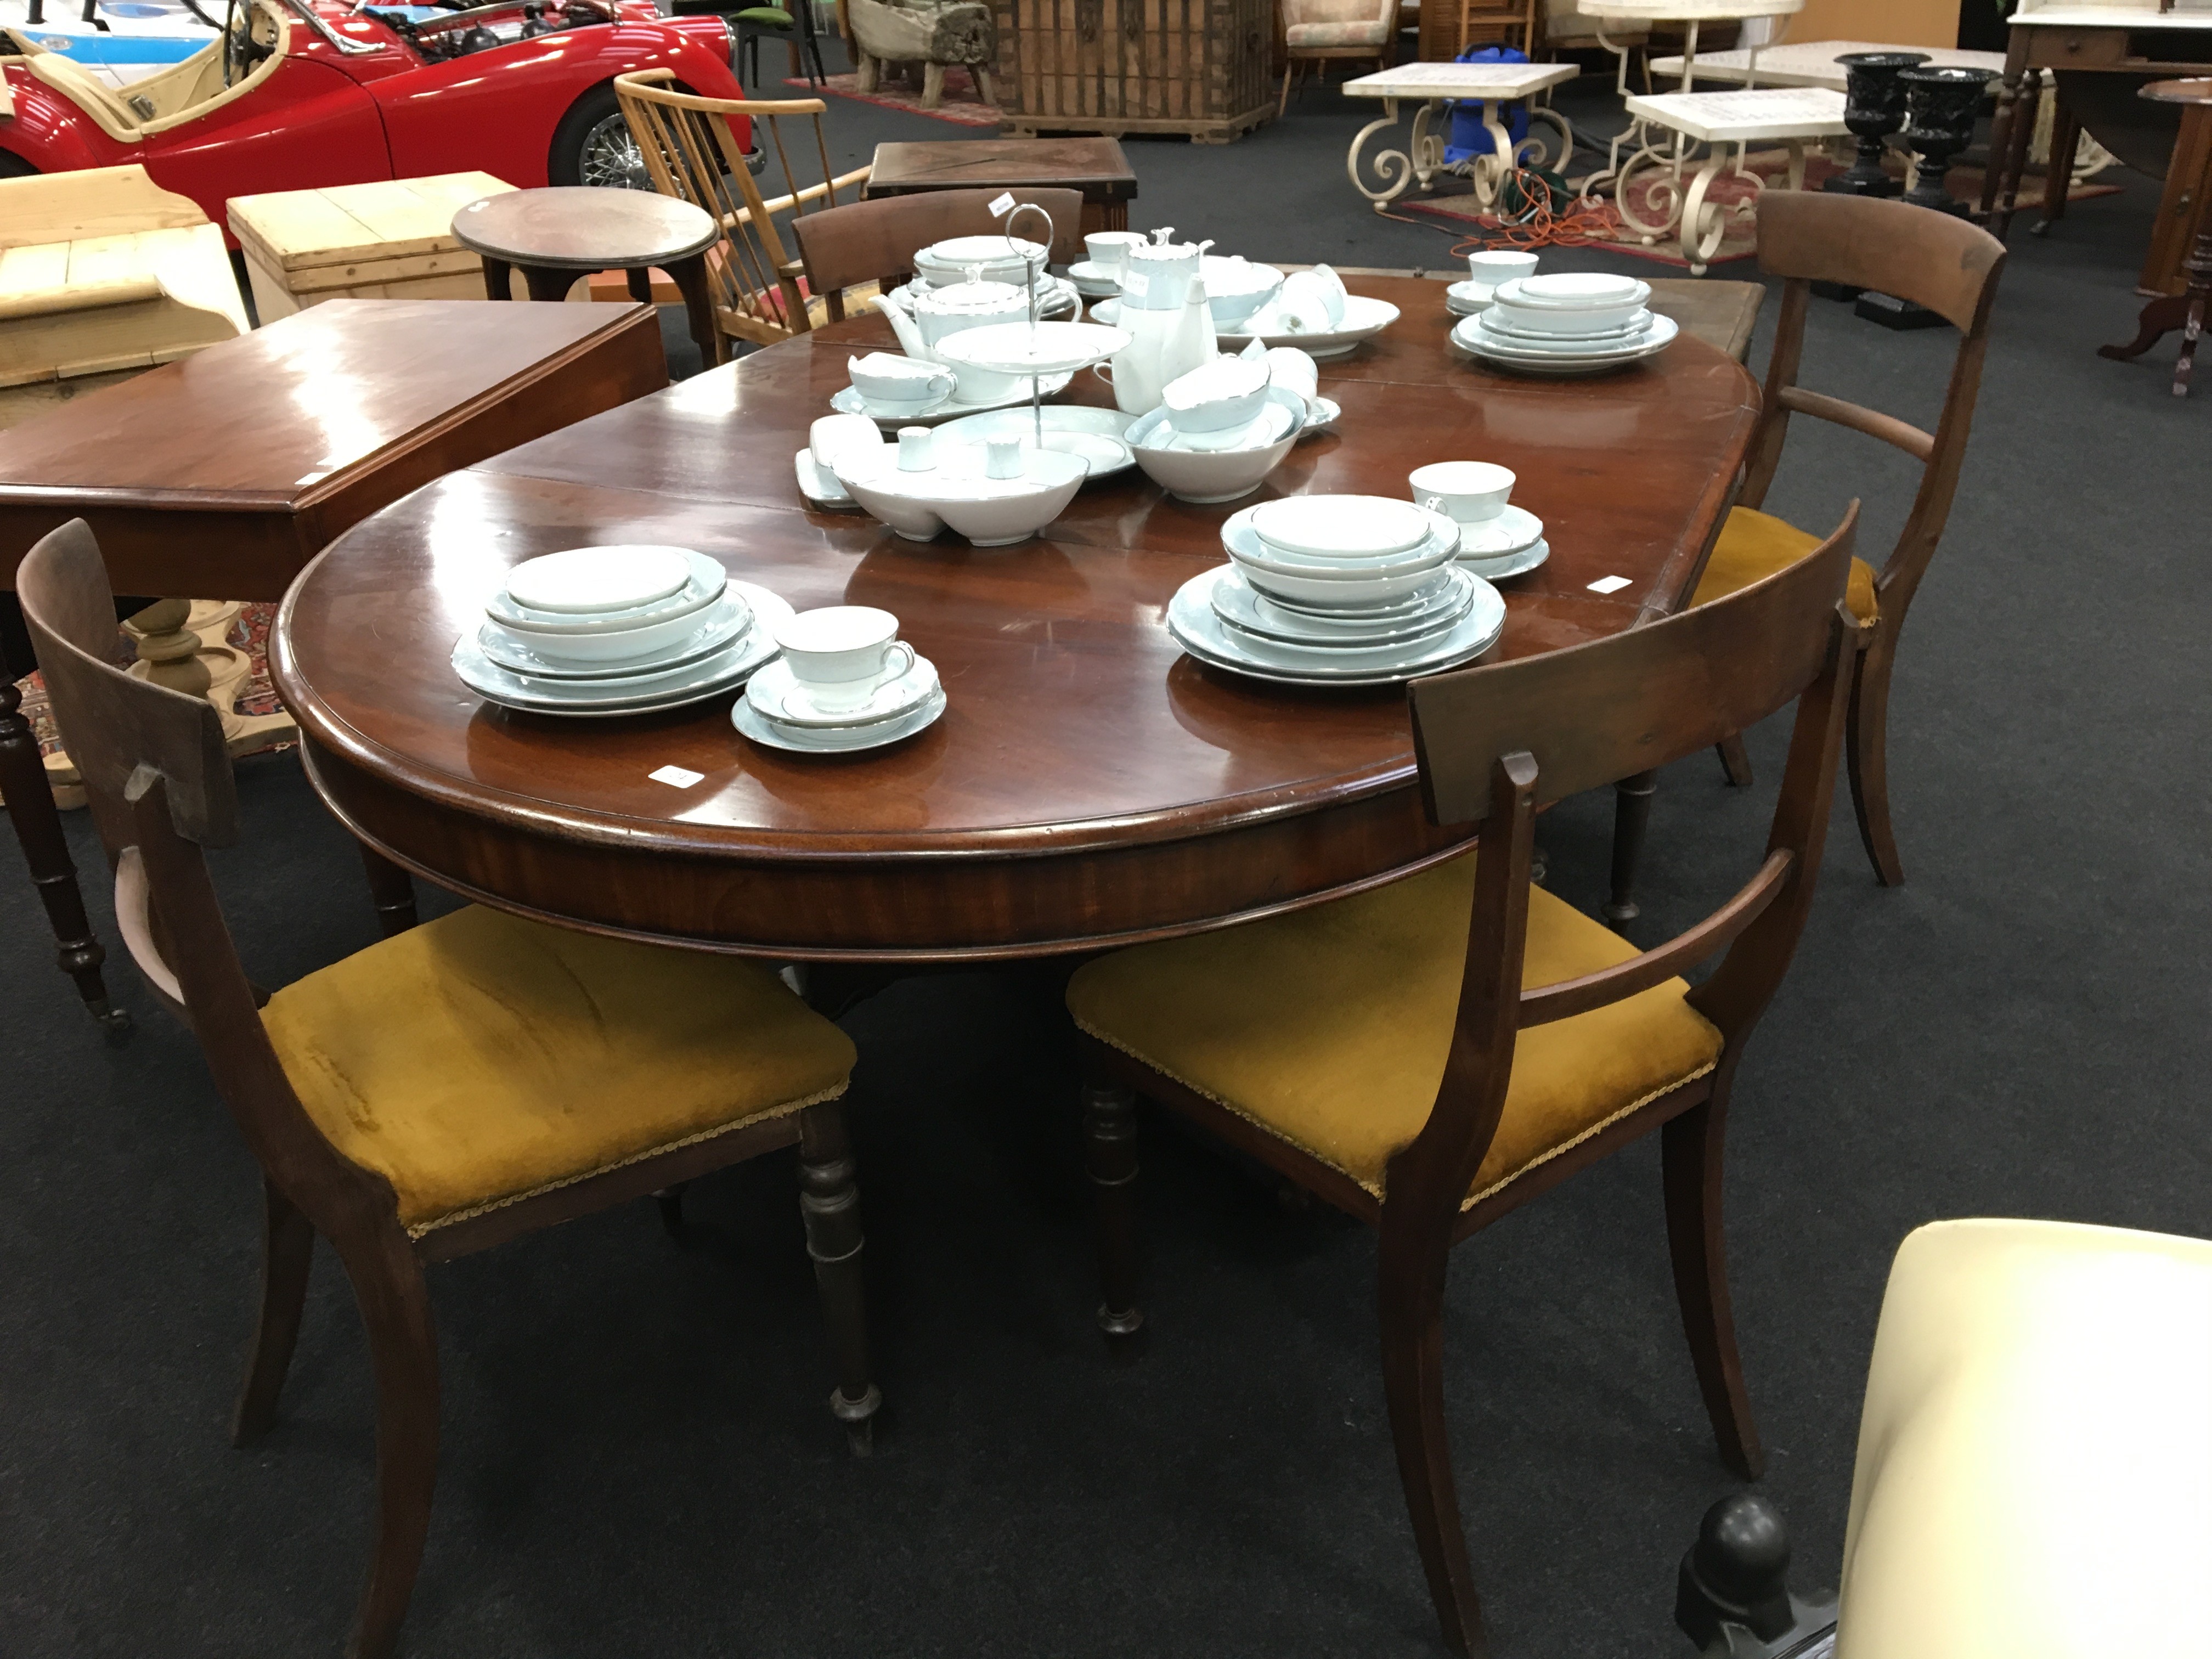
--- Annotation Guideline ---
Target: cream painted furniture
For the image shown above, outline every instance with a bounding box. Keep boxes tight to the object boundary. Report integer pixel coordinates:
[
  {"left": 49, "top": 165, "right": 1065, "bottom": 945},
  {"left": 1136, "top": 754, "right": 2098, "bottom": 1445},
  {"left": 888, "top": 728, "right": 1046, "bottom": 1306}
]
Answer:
[
  {"left": 1617, "top": 85, "right": 1846, "bottom": 269},
  {"left": 1649, "top": 37, "right": 2006, "bottom": 88},
  {"left": 226, "top": 173, "right": 520, "bottom": 320},
  {"left": 1578, "top": 0, "right": 1801, "bottom": 197},
  {"left": 0, "top": 165, "right": 246, "bottom": 421},
  {"left": 1279, "top": 0, "right": 1400, "bottom": 115},
  {"left": 1837, "top": 1217, "right": 2212, "bottom": 1659},
  {"left": 1342, "top": 59, "right": 1578, "bottom": 211}
]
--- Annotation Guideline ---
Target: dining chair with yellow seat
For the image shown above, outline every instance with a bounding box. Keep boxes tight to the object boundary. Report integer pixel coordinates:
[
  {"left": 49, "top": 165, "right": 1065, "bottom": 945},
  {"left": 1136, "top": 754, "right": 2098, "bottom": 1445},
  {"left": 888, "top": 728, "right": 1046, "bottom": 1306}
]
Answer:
[
  {"left": 1069, "top": 508, "right": 1865, "bottom": 1656},
  {"left": 1603, "top": 190, "right": 2006, "bottom": 928},
  {"left": 19, "top": 517, "right": 882, "bottom": 1659}
]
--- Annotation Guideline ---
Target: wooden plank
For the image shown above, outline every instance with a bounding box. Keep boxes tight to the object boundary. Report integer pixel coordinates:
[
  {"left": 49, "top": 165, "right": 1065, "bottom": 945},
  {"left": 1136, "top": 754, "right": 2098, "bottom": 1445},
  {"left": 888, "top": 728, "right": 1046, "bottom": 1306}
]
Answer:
[
  {"left": 0, "top": 165, "right": 205, "bottom": 252},
  {"left": 226, "top": 189, "right": 374, "bottom": 272},
  {"left": 0, "top": 243, "right": 70, "bottom": 301},
  {"left": 228, "top": 172, "right": 513, "bottom": 272}
]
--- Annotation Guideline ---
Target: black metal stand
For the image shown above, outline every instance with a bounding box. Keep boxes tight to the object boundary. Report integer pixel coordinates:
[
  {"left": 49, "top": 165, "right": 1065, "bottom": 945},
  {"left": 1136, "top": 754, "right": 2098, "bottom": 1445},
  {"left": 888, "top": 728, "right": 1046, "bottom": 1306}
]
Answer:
[{"left": 1675, "top": 1495, "right": 1838, "bottom": 1659}]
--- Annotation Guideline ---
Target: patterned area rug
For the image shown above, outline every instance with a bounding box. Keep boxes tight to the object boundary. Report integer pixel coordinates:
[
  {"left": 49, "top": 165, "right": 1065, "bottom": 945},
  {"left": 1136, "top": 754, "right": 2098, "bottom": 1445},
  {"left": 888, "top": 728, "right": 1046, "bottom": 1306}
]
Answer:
[
  {"left": 787, "top": 70, "right": 1000, "bottom": 127},
  {"left": 1404, "top": 154, "right": 2123, "bottom": 268},
  {"left": 15, "top": 601, "right": 284, "bottom": 760}
]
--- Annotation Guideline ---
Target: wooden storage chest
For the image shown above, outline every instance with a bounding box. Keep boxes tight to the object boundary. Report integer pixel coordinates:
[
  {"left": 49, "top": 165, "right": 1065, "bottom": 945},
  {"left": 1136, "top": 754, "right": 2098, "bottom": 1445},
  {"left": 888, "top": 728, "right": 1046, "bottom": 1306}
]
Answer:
[
  {"left": 991, "top": 0, "right": 1274, "bottom": 143},
  {"left": 226, "top": 173, "right": 518, "bottom": 320}
]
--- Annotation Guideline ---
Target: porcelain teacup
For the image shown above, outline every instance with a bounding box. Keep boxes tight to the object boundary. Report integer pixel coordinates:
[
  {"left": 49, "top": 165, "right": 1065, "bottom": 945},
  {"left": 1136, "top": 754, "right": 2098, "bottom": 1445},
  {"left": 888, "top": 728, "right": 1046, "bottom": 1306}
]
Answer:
[
  {"left": 1257, "top": 345, "right": 1319, "bottom": 400},
  {"left": 1084, "top": 230, "right": 1148, "bottom": 275},
  {"left": 848, "top": 353, "right": 954, "bottom": 413},
  {"left": 775, "top": 606, "right": 918, "bottom": 714},
  {"left": 1275, "top": 270, "right": 1345, "bottom": 333},
  {"left": 1408, "top": 461, "right": 1515, "bottom": 523}
]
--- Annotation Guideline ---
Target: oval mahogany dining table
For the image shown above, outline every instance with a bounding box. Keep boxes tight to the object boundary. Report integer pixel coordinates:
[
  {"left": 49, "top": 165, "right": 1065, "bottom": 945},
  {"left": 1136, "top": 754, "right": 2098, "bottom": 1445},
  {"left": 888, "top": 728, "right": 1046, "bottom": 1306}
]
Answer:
[{"left": 270, "top": 275, "right": 1759, "bottom": 962}]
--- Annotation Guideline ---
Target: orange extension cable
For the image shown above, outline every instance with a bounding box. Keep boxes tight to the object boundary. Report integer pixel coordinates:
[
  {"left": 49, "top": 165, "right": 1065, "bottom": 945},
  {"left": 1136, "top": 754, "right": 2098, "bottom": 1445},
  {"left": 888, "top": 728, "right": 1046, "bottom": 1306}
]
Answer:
[{"left": 1378, "top": 166, "right": 1622, "bottom": 257}]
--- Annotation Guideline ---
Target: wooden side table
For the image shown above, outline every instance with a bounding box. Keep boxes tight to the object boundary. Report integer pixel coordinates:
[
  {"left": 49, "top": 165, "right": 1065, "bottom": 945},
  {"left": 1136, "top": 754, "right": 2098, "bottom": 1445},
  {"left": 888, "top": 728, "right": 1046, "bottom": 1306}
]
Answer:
[
  {"left": 862, "top": 138, "right": 1139, "bottom": 235},
  {"left": 0, "top": 298, "right": 667, "bottom": 1029},
  {"left": 449, "top": 187, "right": 723, "bottom": 368},
  {"left": 2100, "top": 78, "right": 2212, "bottom": 396}
]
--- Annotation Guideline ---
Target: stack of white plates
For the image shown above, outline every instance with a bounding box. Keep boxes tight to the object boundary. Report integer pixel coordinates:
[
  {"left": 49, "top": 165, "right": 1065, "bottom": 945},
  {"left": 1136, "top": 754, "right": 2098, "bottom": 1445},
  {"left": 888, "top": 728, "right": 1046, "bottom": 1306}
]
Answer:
[
  {"left": 1166, "top": 495, "right": 1506, "bottom": 686},
  {"left": 1452, "top": 273, "right": 1678, "bottom": 376},
  {"left": 733, "top": 654, "right": 946, "bottom": 754},
  {"left": 452, "top": 545, "right": 790, "bottom": 716}
]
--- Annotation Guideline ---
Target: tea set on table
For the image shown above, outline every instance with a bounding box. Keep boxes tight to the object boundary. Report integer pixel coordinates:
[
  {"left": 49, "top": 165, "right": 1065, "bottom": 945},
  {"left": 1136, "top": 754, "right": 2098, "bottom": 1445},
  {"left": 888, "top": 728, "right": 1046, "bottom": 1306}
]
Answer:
[{"left": 448, "top": 221, "right": 1659, "bottom": 753}]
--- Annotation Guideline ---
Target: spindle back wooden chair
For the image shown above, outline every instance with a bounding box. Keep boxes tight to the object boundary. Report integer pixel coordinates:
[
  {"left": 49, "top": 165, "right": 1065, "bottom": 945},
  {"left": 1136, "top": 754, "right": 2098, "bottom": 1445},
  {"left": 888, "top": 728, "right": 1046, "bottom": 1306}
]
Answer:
[
  {"left": 614, "top": 70, "right": 870, "bottom": 351},
  {"left": 20, "top": 519, "right": 881, "bottom": 1658},
  {"left": 1068, "top": 510, "right": 1864, "bottom": 1655}
]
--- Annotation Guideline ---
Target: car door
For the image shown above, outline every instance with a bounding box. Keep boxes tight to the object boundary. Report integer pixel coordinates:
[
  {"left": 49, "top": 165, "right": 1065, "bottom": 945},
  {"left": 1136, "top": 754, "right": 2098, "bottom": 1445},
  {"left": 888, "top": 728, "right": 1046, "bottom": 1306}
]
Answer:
[{"left": 138, "top": 53, "right": 392, "bottom": 215}]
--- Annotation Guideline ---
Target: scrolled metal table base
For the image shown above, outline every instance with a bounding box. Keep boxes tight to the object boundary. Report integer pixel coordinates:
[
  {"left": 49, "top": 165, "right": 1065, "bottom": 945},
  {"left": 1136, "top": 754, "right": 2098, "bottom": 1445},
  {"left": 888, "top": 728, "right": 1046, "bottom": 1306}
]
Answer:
[{"left": 1348, "top": 97, "right": 1577, "bottom": 215}]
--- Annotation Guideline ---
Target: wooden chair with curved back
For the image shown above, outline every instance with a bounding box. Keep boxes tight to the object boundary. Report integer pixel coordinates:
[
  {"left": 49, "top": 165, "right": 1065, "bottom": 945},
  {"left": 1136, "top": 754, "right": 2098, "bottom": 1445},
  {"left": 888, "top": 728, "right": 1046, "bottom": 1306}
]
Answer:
[
  {"left": 613, "top": 70, "right": 871, "bottom": 354},
  {"left": 19, "top": 518, "right": 883, "bottom": 1658},
  {"left": 1606, "top": 190, "right": 2006, "bottom": 926},
  {"left": 788, "top": 185, "right": 1086, "bottom": 324},
  {"left": 1066, "top": 511, "right": 1866, "bottom": 1654}
]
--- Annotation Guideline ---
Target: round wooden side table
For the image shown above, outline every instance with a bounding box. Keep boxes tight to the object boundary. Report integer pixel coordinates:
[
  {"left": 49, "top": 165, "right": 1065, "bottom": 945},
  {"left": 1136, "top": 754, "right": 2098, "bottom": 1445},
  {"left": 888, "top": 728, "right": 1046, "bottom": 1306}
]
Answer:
[
  {"left": 451, "top": 187, "right": 724, "bottom": 370},
  {"left": 2098, "top": 78, "right": 2212, "bottom": 398}
]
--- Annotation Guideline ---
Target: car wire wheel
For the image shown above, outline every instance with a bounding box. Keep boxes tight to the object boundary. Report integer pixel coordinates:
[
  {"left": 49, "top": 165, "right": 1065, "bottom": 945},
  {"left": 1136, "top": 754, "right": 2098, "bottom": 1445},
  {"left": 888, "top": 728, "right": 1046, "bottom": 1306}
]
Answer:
[{"left": 579, "top": 110, "right": 650, "bottom": 190}]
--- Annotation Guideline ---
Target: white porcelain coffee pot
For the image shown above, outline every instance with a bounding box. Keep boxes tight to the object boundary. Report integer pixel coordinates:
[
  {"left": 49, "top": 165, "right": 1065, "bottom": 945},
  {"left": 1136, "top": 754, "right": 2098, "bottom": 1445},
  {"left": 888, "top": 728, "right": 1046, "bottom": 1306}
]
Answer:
[{"left": 1121, "top": 227, "right": 1215, "bottom": 312}]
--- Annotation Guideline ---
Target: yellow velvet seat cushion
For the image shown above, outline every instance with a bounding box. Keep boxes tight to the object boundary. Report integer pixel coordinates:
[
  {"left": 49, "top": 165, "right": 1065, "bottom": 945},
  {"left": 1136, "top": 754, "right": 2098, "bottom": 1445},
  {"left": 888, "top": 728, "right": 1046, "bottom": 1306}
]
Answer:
[
  {"left": 262, "top": 906, "right": 855, "bottom": 1236},
  {"left": 1694, "top": 505, "right": 1877, "bottom": 622},
  {"left": 1066, "top": 854, "right": 1724, "bottom": 1207}
]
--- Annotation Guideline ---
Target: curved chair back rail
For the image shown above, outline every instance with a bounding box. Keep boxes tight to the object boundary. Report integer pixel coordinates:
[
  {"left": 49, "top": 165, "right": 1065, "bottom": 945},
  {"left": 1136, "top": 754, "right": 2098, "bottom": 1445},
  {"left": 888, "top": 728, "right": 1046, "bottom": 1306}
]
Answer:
[
  {"left": 613, "top": 70, "right": 868, "bottom": 349},
  {"left": 791, "top": 185, "right": 1087, "bottom": 322}
]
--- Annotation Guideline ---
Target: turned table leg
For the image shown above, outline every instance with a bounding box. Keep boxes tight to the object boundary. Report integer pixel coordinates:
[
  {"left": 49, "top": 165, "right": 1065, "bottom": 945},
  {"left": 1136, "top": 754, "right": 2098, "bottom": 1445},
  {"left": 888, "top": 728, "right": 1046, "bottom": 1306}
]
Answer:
[
  {"left": 0, "top": 675, "right": 121, "bottom": 1029},
  {"left": 665, "top": 253, "right": 723, "bottom": 370},
  {"left": 478, "top": 253, "right": 514, "bottom": 301}
]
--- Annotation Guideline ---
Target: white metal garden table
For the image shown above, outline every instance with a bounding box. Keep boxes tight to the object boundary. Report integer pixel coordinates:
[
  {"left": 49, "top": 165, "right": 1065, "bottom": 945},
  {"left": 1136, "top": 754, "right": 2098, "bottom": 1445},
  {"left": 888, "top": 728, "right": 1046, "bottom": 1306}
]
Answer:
[{"left": 1342, "top": 59, "right": 1579, "bottom": 212}]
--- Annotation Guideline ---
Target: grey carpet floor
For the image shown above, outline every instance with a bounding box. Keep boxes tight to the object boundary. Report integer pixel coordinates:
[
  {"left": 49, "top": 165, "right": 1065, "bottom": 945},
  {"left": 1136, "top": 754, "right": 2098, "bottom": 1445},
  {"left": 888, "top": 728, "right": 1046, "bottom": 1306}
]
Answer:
[{"left": 3, "top": 70, "right": 2208, "bottom": 1659}]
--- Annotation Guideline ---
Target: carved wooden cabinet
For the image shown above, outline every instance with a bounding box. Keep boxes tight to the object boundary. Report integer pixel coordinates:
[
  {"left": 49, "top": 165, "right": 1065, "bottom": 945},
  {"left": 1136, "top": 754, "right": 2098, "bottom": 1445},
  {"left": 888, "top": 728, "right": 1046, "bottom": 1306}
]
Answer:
[{"left": 991, "top": 0, "right": 1274, "bottom": 142}]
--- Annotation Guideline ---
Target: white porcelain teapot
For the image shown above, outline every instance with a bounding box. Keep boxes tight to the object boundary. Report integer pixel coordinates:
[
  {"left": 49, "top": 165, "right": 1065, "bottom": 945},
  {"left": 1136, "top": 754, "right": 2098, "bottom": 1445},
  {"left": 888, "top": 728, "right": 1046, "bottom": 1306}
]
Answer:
[
  {"left": 871, "top": 266, "right": 1035, "bottom": 397},
  {"left": 1121, "top": 227, "right": 1214, "bottom": 312}
]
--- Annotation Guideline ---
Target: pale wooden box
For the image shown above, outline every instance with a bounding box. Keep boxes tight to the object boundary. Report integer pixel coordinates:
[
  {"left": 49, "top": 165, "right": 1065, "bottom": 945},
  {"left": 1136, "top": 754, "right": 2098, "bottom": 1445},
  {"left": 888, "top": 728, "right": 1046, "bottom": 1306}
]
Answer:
[{"left": 225, "top": 172, "right": 519, "bottom": 319}]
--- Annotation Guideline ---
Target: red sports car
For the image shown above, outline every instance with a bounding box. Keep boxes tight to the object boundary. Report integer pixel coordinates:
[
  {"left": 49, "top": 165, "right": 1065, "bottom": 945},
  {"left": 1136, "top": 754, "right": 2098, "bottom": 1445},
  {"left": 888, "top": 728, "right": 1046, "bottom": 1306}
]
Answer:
[{"left": 0, "top": 0, "right": 751, "bottom": 229}]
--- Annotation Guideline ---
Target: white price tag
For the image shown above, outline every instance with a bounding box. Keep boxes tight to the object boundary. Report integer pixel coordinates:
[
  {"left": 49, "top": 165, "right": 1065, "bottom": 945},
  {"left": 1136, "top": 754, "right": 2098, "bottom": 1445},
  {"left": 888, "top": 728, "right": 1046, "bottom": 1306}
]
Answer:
[
  {"left": 648, "top": 764, "right": 705, "bottom": 788},
  {"left": 1121, "top": 269, "right": 1149, "bottom": 299},
  {"left": 988, "top": 191, "right": 1018, "bottom": 218},
  {"left": 1587, "top": 575, "right": 1633, "bottom": 595}
]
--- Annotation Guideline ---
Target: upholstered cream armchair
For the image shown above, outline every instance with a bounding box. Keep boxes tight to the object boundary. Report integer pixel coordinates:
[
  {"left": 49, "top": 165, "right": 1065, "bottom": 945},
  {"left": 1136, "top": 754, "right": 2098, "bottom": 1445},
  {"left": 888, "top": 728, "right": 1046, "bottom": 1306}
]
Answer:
[{"left": 1277, "top": 0, "right": 1397, "bottom": 114}]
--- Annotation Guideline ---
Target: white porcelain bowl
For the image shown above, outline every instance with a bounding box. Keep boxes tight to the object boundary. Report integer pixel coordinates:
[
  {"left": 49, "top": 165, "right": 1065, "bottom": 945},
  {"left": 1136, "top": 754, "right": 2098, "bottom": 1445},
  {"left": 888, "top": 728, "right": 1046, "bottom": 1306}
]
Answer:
[
  {"left": 837, "top": 447, "right": 1088, "bottom": 546},
  {"left": 1164, "top": 356, "right": 1272, "bottom": 435},
  {"left": 1489, "top": 274, "right": 1652, "bottom": 337},
  {"left": 493, "top": 593, "right": 747, "bottom": 664},
  {"left": 1127, "top": 386, "right": 1307, "bottom": 504},
  {"left": 1227, "top": 544, "right": 1456, "bottom": 609},
  {"left": 483, "top": 550, "right": 728, "bottom": 635}
]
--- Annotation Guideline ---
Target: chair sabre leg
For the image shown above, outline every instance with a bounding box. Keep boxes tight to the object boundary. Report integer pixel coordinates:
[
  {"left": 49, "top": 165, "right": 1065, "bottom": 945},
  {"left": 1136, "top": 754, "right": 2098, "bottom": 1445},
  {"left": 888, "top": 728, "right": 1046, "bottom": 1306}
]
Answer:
[
  {"left": 1661, "top": 1099, "right": 1762, "bottom": 1481},
  {"left": 1603, "top": 768, "right": 1657, "bottom": 930},
  {"left": 1378, "top": 1248, "right": 1484, "bottom": 1657},
  {"left": 1081, "top": 1079, "right": 1144, "bottom": 1339},
  {"left": 233, "top": 1176, "right": 315, "bottom": 1445},
  {"left": 652, "top": 1182, "right": 690, "bottom": 1242},
  {"left": 1846, "top": 635, "right": 1903, "bottom": 887},
  {"left": 1714, "top": 732, "right": 1753, "bottom": 787},
  {"left": 799, "top": 1102, "right": 881, "bottom": 1457},
  {"left": 337, "top": 1232, "right": 440, "bottom": 1659},
  {"left": 0, "top": 677, "right": 123, "bottom": 1029}
]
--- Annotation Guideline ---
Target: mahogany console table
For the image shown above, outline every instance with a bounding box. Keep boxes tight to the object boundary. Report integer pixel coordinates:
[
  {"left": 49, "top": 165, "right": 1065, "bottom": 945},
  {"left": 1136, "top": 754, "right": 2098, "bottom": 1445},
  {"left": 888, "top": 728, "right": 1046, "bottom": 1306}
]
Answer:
[
  {"left": 861, "top": 139, "right": 1139, "bottom": 235},
  {"left": 270, "top": 277, "right": 1760, "bottom": 965},
  {"left": 0, "top": 297, "right": 667, "bottom": 1028}
]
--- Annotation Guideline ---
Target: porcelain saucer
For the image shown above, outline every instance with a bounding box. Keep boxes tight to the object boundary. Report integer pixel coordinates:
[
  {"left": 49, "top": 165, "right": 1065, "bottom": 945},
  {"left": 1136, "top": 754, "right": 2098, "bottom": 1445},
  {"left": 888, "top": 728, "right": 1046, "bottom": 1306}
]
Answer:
[
  {"left": 831, "top": 372, "right": 1074, "bottom": 428},
  {"left": 1212, "top": 564, "right": 1477, "bottom": 648},
  {"left": 1445, "top": 280, "right": 1493, "bottom": 316},
  {"left": 1444, "top": 504, "right": 1544, "bottom": 557},
  {"left": 795, "top": 449, "right": 859, "bottom": 510},
  {"left": 932, "top": 403, "right": 1138, "bottom": 480},
  {"left": 734, "top": 685, "right": 947, "bottom": 753},
  {"left": 1459, "top": 537, "right": 1550, "bottom": 581},
  {"left": 744, "top": 654, "right": 940, "bottom": 729}
]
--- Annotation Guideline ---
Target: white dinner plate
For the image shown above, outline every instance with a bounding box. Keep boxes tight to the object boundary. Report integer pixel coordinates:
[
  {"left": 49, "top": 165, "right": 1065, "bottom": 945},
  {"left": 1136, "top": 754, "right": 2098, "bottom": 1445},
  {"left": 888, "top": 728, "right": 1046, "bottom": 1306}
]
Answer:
[
  {"left": 1478, "top": 308, "right": 1652, "bottom": 347},
  {"left": 795, "top": 449, "right": 860, "bottom": 510},
  {"left": 831, "top": 372, "right": 1074, "bottom": 428},
  {"left": 504, "top": 544, "right": 692, "bottom": 614},
  {"left": 734, "top": 686, "right": 947, "bottom": 753},
  {"left": 1225, "top": 504, "right": 1460, "bottom": 576},
  {"left": 1451, "top": 314, "right": 1679, "bottom": 376},
  {"left": 744, "top": 654, "right": 940, "bottom": 729},
  {"left": 1212, "top": 564, "right": 1479, "bottom": 648},
  {"left": 936, "top": 321, "right": 1133, "bottom": 377},
  {"left": 1168, "top": 565, "right": 1505, "bottom": 685},
  {"left": 1088, "top": 294, "right": 1400, "bottom": 359},
  {"left": 1256, "top": 567, "right": 1464, "bottom": 623},
  {"left": 477, "top": 595, "right": 751, "bottom": 680},
  {"left": 931, "top": 403, "right": 1138, "bottom": 479}
]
